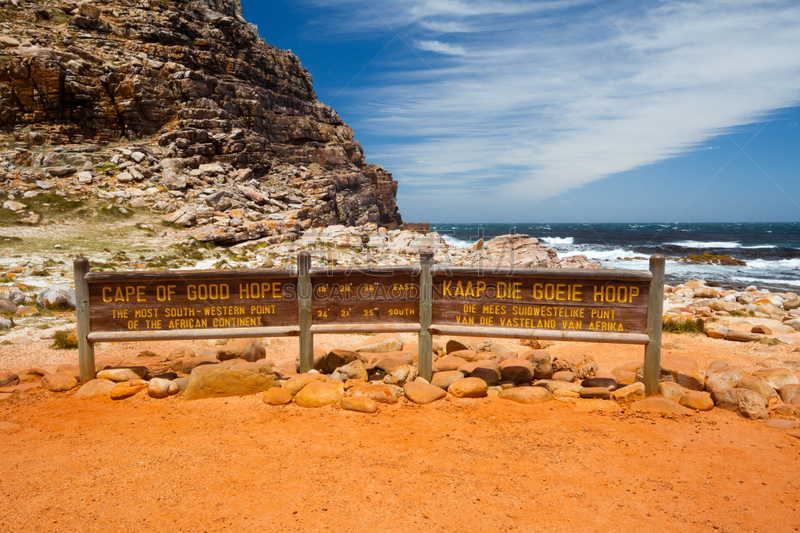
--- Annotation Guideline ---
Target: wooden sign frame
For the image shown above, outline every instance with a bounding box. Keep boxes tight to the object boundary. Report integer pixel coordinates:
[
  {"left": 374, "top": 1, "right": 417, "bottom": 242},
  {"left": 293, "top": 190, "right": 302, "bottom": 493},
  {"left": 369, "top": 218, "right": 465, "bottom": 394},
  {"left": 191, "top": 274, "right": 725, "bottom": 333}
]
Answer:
[{"left": 74, "top": 253, "right": 665, "bottom": 395}]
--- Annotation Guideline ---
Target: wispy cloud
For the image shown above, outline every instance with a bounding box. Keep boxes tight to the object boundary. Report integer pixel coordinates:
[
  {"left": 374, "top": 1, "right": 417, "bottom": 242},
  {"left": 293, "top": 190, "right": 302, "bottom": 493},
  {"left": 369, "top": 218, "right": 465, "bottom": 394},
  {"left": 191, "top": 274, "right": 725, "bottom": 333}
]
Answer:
[
  {"left": 293, "top": 0, "right": 800, "bottom": 220},
  {"left": 415, "top": 39, "right": 467, "bottom": 55}
]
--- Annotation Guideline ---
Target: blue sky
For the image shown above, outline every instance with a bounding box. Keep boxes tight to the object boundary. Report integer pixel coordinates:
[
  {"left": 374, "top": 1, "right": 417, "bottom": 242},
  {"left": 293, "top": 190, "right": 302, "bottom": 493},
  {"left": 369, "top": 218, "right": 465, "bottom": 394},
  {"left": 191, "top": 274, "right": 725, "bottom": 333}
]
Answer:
[{"left": 241, "top": 0, "right": 800, "bottom": 224}]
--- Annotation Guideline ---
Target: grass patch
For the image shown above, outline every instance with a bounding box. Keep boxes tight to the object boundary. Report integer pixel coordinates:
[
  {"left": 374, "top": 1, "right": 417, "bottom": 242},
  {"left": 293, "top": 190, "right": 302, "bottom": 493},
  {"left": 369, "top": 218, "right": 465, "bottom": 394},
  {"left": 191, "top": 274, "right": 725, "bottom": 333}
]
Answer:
[
  {"left": 51, "top": 329, "right": 78, "bottom": 350},
  {"left": 663, "top": 318, "right": 706, "bottom": 334}
]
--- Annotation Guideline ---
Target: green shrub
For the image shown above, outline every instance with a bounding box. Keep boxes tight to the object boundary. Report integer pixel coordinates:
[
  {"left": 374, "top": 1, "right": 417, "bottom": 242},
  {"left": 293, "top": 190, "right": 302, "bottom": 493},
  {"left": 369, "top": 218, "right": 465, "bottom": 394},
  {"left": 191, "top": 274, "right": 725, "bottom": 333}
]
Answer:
[{"left": 662, "top": 318, "right": 706, "bottom": 334}]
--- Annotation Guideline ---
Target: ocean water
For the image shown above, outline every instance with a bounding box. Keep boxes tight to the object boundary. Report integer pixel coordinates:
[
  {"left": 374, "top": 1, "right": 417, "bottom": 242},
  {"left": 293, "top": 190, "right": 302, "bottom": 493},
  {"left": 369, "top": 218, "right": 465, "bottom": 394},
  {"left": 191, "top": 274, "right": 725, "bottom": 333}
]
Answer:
[{"left": 429, "top": 223, "right": 800, "bottom": 293}]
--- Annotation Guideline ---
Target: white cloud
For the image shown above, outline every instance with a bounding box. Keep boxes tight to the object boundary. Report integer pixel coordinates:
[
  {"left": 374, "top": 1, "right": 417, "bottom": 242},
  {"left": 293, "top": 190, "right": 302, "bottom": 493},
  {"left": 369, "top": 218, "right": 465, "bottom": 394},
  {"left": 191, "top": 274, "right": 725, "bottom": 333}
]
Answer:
[
  {"left": 415, "top": 39, "right": 467, "bottom": 55},
  {"left": 292, "top": 0, "right": 800, "bottom": 220}
]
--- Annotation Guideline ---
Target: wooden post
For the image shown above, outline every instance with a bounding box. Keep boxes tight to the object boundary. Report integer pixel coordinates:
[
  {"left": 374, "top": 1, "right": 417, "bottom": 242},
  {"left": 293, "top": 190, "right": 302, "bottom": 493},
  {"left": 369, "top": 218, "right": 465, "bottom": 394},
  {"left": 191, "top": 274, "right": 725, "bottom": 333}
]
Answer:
[
  {"left": 74, "top": 257, "right": 96, "bottom": 383},
  {"left": 643, "top": 254, "right": 665, "bottom": 396},
  {"left": 298, "top": 251, "right": 313, "bottom": 373},
  {"left": 418, "top": 251, "right": 434, "bottom": 382}
]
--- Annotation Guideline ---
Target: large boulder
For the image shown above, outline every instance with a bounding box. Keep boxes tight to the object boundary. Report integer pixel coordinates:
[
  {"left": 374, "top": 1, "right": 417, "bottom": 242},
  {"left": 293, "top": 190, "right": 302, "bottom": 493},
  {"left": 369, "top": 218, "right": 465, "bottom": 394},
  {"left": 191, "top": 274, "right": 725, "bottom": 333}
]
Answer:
[
  {"left": 37, "top": 285, "right": 76, "bottom": 309},
  {"left": 711, "top": 388, "right": 768, "bottom": 419},
  {"left": 183, "top": 365, "right": 276, "bottom": 400},
  {"left": 752, "top": 368, "right": 799, "bottom": 390},
  {"left": 738, "top": 375, "right": 779, "bottom": 407},
  {"left": 780, "top": 384, "right": 800, "bottom": 404},
  {"left": 353, "top": 334, "right": 403, "bottom": 353},
  {"left": 705, "top": 366, "right": 745, "bottom": 392},
  {"left": 659, "top": 356, "right": 705, "bottom": 391}
]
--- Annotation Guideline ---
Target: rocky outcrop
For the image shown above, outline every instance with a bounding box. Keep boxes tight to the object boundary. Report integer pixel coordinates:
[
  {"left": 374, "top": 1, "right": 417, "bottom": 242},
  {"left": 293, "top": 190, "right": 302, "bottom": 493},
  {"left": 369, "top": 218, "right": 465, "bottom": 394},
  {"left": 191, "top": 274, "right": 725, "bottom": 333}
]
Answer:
[{"left": 0, "top": 0, "right": 402, "bottom": 236}]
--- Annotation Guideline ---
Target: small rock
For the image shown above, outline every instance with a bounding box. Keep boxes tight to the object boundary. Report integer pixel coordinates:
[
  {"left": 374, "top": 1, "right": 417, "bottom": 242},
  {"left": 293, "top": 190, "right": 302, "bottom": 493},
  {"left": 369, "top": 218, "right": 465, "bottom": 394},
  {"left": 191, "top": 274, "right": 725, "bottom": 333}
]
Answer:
[
  {"left": 448, "top": 377, "right": 488, "bottom": 398},
  {"left": 110, "top": 380, "right": 148, "bottom": 400},
  {"left": 0, "top": 421, "right": 22, "bottom": 433},
  {"left": 631, "top": 398, "right": 693, "bottom": 415},
  {"left": 148, "top": 378, "right": 179, "bottom": 398},
  {"left": 497, "top": 358, "right": 534, "bottom": 384},
  {"left": 382, "top": 364, "right": 417, "bottom": 386},
  {"left": 403, "top": 381, "right": 447, "bottom": 404},
  {"left": 263, "top": 387, "right": 292, "bottom": 405},
  {"left": 499, "top": 387, "right": 552, "bottom": 404},
  {"left": 765, "top": 419, "right": 799, "bottom": 430},
  {"left": 679, "top": 391, "right": 714, "bottom": 411},
  {"left": 0, "top": 371, "right": 19, "bottom": 388},
  {"left": 552, "top": 370, "right": 575, "bottom": 382},
  {"left": 752, "top": 368, "right": 799, "bottom": 390},
  {"left": 725, "top": 330, "right": 761, "bottom": 342},
  {"left": 612, "top": 382, "right": 646, "bottom": 402},
  {"left": 581, "top": 377, "right": 618, "bottom": 390},
  {"left": 41, "top": 373, "right": 78, "bottom": 392},
  {"left": 659, "top": 381, "right": 686, "bottom": 401},
  {"left": 75, "top": 379, "right": 116, "bottom": 399},
  {"left": 779, "top": 384, "right": 800, "bottom": 404},
  {"left": 294, "top": 380, "right": 343, "bottom": 408},
  {"left": 332, "top": 359, "right": 369, "bottom": 382},
  {"left": 97, "top": 367, "right": 148, "bottom": 382},
  {"left": 431, "top": 371, "right": 465, "bottom": 390},
  {"left": 284, "top": 374, "right": 330, "bottom": 396},
  {"left": 580, "top": 387, "right": 610, "bottom": 399},
  {"left": 347, "top": 383, "right": 402, "bottom": 404},
  {"left": 432, "top": 355, "right": 470, "bottom": 372},
  {"left": 705, "top": 366, "right": 745, "bottom": 392},
  {"left": 752, "top": 325, "right": 772, "bottom": 335},
  {"left": 353, "top": 333, "right": 403, "bottom": 353},
  {"left": 340, "top": 396, "right": 378, "bottom": 413}
]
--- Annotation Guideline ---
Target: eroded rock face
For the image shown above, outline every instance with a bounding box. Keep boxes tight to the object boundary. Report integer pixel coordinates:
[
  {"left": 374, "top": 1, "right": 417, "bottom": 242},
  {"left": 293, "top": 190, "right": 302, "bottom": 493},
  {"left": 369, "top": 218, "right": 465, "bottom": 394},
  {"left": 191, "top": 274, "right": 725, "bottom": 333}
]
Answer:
[{"left": 0, "top": 0, "right": 403, "bottom": 233}]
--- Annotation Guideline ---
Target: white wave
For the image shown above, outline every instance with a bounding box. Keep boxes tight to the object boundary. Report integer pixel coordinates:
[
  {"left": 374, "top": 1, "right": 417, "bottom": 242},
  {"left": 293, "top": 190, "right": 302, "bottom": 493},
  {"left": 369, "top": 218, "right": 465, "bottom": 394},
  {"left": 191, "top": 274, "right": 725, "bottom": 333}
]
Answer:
[
  {"left": 671, "top": 240, "right": 741, "bottom": 248},
  {"left": 440, "top": 234, "right": 472, "bottom": 248},
  {"left": 541, "top": 237, "right": 574, "bottom": 246},
  {"left": 729, "top": 276, "right": 800, "bottom": 287},
  {"left": 741, "top": 245, "right": 777, "bottom": 249},
  {"left": 560, "top": 248, "right": 642, "bottom": 261},
  {"left": 744, "top": 258, "right": 800, "bottom": 269}
]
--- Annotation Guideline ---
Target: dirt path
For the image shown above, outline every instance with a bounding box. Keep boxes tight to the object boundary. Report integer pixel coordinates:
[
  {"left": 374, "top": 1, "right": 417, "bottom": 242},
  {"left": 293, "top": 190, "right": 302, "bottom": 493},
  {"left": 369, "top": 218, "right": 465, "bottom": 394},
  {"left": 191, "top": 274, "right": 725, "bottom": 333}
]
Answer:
[{"left": 1, "top": 390, "right": 799, "bottom": 533}]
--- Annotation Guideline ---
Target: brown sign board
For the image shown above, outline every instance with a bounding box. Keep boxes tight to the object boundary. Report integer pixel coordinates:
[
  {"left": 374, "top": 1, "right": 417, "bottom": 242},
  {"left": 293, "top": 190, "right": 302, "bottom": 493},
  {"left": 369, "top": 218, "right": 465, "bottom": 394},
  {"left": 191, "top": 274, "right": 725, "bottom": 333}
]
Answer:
[
  {"left": 431, "top": 268, "right": 651, "bottom": 335},
  {"left": 85, "top": 269, "right": 297, "bottom": 333},
  {"left": 310, "top": 267, "right": 420, "bottom": 326}
]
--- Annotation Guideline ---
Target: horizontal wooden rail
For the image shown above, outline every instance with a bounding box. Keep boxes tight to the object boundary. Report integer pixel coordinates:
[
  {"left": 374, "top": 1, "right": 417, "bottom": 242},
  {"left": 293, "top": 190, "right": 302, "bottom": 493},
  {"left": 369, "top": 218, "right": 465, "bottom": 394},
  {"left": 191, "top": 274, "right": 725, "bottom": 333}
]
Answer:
[
  {"left": 431, "top": 266, "right": 653, "bottom": 281},
  {"left": 310, "top": 323, "right": 421, "bottom": 335},
  {"left": 428, "top": 324, "right": 650, "bottom": 345},
  {"left": 87, "top": 326, "right": 300, "bottom": 343},
  {"left": 85, "top": 268, "right": 297, "bottom": 283}
]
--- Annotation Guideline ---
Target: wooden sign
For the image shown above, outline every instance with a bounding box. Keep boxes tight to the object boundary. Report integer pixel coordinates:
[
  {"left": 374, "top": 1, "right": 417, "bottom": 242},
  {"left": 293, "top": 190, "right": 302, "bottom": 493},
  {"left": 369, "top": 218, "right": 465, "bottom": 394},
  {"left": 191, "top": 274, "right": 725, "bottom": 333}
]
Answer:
[
  {"left": 85, "top": 269, "right": 297, "bottom": 333},
  {"left": 310, "top": 267, "right": 420, "bottom": 326},
  {"left": 430, "top": 267, "right": 652, "bottom": 342},
  {"left": 74, "top": 253, "right": 665, "bottom": 396}
]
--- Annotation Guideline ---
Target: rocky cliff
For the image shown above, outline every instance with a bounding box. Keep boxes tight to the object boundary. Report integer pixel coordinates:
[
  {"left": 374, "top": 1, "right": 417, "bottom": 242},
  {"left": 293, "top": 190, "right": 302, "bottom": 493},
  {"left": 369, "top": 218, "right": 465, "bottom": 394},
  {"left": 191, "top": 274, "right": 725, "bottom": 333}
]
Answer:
[{"left": 0, "top": 0, "right": 403, "bottom": 243}]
